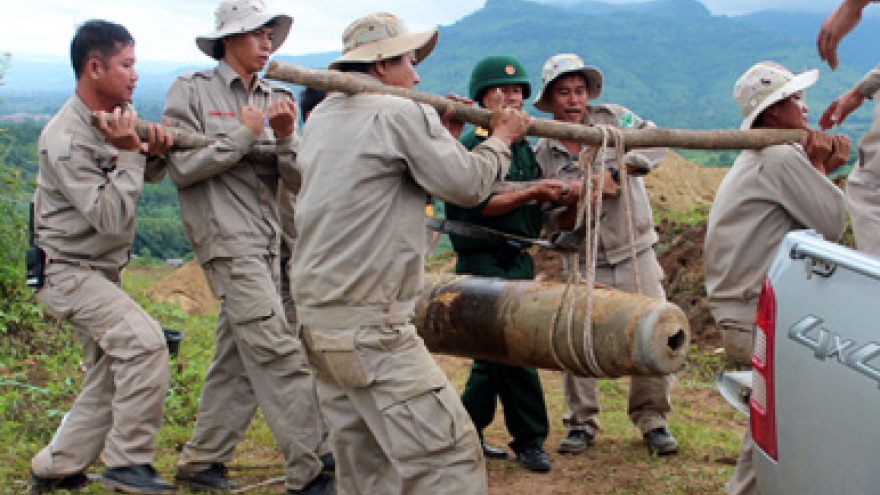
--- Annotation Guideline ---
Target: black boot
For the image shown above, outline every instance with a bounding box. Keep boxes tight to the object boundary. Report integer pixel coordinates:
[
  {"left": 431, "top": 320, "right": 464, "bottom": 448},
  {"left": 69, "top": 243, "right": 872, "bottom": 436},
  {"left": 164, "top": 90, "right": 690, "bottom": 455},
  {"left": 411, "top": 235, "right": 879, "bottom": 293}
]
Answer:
[
  {"left": 643, "top": 427, "right": 679, "bottom": 456},
  {"left": 102, "top": 464, "right": 175, "bottom": 494},
  {"left": 515, "top": 446, "right": 552, "bottom": 473},
  {"left": 287, "top": 472, "right": 336, "bottom": 495},
  {"left": 174, "top": 463, "right": 237, "bottom": 492},
  {"left": 481, "top": 442, "right": 509, "bottom": 460},
  {"left": 29, "top": 471, "right": 90, "bottom": 494}
]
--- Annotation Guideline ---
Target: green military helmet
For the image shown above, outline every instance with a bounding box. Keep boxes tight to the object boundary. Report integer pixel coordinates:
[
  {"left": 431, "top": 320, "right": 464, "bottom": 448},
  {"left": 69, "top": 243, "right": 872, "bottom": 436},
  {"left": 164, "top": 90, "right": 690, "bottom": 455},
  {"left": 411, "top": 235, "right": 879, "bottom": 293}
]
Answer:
[{"left": 468, "top": 54, "right": 531, "bottom": 104}]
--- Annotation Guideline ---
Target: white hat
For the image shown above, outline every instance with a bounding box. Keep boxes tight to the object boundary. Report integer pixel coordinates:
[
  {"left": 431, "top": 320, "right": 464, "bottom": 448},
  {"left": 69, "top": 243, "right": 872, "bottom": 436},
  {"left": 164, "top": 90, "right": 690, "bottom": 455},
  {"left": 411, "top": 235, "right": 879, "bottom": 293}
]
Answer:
[
  {"left": 734, "top": 61, "right": 818, "bottom": 130},
  {"left": 196, "top": 0, "right": 292, "bottom": 59},
  {"left": 533, "top": 53, "right": 603, "bottom": 113},
  {"left": 329, "top": 12, "right": 438, "bottom": 70}
]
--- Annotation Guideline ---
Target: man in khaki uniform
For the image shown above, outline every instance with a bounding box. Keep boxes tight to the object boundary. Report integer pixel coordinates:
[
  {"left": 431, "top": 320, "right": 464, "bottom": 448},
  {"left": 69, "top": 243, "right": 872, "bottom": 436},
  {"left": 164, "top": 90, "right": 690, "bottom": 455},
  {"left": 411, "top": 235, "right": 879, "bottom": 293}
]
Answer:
[
  {"left": 705, "top": 61, "right": 849, "bottom": 495},
  {"left": 291, "top": 12, "right": 530, "bottom": 495},
  {"left": 277, "top": 86, "right": 334, "bottom": 472},
  {"left": 816, "top": 0, "right": 880, "bottom": 256},
  {"left": 532, "top": 53, "right": 677, "bottom": 457},
  {"left": 28, "top": 19, "right": 175, "bottom": 494},
  {"left": 162, "top": 1, "right": 331, "bottom": 493}
]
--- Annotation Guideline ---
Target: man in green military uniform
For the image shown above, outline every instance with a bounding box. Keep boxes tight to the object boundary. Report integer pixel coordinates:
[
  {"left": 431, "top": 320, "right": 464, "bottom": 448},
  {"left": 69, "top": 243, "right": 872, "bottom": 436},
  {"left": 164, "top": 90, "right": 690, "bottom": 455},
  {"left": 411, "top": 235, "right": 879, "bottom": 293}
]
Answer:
[{"left": 445, "top": 54, "right": 563, "bottom": 473}]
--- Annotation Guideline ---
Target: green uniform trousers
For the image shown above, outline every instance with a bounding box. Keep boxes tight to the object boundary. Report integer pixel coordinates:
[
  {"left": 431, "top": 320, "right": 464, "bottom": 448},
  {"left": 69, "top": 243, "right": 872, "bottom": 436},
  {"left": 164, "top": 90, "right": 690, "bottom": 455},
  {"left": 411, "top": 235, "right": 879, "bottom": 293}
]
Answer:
[
  {"left": 461, "top": 361, "right": 549, "bottom": 452},
  {"left": 457, "top": 251, "right": 549, "bottom": 452}
]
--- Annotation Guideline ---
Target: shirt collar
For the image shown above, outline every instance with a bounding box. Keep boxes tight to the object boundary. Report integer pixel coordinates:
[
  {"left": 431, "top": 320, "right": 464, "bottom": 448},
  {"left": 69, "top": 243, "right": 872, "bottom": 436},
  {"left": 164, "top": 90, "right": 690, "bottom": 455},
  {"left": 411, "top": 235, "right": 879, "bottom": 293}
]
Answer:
[{"left": 216, "top": 60, "right": 270, "bottom": 94}]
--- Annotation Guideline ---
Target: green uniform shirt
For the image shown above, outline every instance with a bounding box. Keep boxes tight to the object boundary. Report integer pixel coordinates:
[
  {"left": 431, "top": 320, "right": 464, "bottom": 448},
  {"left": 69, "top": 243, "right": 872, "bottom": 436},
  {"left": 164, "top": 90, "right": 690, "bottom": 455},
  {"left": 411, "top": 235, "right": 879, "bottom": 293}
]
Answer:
[{"left": 446, "top": 128, "right": 543, "bottom": 279}]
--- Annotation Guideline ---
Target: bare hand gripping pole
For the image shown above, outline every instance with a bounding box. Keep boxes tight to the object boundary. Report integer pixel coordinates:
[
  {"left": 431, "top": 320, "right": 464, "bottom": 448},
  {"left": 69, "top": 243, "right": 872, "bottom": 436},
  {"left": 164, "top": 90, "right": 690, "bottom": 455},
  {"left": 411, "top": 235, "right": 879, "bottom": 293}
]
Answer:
[
  {"left": 264, "top": 60, "right": 807, "bottom": 151},
  {"left": 88, "top": 113, "right": 215, "bottom": 149}
]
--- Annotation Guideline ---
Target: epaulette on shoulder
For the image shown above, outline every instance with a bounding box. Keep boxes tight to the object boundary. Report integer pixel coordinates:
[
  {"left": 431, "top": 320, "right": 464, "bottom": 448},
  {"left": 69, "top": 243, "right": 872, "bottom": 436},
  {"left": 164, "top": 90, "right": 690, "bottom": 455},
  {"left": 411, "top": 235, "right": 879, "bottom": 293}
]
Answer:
[
  {"left": 591, "top": 103, "right": 620, "bottom": 116},
  {"left": 269, "top": 84, "right": 293, "bottom": 96},
  {"left": 176, "top": 70, "right": 211, "bottom": 82},
  {"left": 475, "top": 127, "right": 490, "bottom": 138}
]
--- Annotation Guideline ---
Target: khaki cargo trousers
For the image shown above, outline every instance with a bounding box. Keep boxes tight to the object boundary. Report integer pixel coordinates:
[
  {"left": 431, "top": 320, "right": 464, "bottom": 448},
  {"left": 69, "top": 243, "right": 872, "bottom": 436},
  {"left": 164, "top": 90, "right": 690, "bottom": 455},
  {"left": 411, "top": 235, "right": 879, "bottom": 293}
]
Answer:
[
  {"left": 31, "top": 265, "right": 169, "bottom": 476},
  {"left": 302, "top": 317, "right": 486, "bottom": 495},
  {"left": 562, "top": 249, "right": 674, "bottom": 435},
  {"left": 280, "top": 255, "right": 332, "bottom": 457},
  {"left": 846, "top": 101, "right": 880, "bottom": 258},
  {"left": 177, "top": 256, "right": 322, "bottom": 490}
]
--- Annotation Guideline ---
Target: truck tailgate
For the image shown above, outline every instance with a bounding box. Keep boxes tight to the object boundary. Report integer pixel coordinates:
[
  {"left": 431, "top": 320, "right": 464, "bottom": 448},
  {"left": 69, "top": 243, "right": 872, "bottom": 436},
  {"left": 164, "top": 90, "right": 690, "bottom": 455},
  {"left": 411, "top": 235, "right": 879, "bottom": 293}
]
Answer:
[{"left": 755, "top": 230, "right": 880, "bottom": 495}]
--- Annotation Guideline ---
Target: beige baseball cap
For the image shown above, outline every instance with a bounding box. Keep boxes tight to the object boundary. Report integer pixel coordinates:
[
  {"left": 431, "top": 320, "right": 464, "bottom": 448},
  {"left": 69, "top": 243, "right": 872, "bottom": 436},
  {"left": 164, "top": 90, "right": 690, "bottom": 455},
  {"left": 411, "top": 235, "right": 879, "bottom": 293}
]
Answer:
[
  {"left": 196, "top": 0, "right": 293, "bottom": 59},
  {"left": 533, "top": 53, "right": 603, "bottom": 113},
  {"left": 734, "top": 61, "right": 818, "bottom": 130},
  {"left": 329, "top": 12, "right": 438, "bottom": 70}
]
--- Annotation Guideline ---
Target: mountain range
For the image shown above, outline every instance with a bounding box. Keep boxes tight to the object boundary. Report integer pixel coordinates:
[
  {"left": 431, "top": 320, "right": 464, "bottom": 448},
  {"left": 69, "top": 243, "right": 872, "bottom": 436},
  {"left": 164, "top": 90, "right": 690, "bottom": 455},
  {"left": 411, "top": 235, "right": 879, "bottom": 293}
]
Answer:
[{"left": 2, "top": 0, "right": 878, "bottom": 133}]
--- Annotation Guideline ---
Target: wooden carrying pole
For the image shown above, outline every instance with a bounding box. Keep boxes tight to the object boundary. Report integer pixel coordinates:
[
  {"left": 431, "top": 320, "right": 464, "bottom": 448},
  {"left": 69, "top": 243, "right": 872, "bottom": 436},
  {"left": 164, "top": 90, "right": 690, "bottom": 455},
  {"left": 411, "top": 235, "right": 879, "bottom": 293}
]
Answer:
[
  {"left": 89, "top": 113, "right": 214, "bottom": 150},
  {"left": 265, "top": 61, "right": 806, "bottom": 151}
]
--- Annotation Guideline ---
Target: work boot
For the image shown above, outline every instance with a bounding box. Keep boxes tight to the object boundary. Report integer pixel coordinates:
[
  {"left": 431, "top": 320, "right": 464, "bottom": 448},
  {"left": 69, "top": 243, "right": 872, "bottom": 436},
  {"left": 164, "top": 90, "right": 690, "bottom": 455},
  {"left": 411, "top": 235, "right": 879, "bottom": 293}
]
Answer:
[
  {"left": 481, "top": 441, "right": 508, "bottom": 460},
  {"left": 101, "top": 464, "right": 175, "bottom": 494},
  {"left": 319, "top": 452, "right": 335, "bottom": 473},
  {"left": 28, "top": 471, "right": 90, "bottom": 494},
  {"left": 557, "top": 429, "right": 595, "bottom": 454},
  {"left": 515, "top": 446, "right": 551, "bottom": 473},
  {"left": 175, "top": 463, "right": 237, "bottom": 492},
  {"left": 287, "top": 472, "right": 335, "bottom": 495},
  {"left": 643, "top": 427, "right": 679, "bottom": 456}
]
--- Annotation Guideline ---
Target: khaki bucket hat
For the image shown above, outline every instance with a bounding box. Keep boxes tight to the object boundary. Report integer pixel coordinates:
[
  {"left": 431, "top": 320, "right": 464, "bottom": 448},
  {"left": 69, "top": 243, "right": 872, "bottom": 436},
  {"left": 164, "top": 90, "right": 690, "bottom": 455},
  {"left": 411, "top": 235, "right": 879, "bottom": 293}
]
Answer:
[
  {"left": 533, "top": 53, "right": 603, "bottom": 113},
  {"left": 329, "top": 12, "right": 438, "bottom": 70},
  {"left": 196, "top": 0, "right": 293, "bottom": 59},
  {"left": 734, "top": 61, "right": 818, "bottom": 130}
]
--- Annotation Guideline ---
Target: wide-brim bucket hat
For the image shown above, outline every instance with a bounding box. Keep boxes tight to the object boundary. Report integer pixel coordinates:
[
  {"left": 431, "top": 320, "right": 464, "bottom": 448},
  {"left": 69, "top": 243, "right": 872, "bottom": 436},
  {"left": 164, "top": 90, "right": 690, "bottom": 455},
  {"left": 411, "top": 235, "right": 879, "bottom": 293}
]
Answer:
[
  {"left": 329, "top": 12, "right": 438, "bottom": 70},
  {"left": 735, "top": 61, "right": 818, "bottom": 130},
  {"left": 533, "top": 53, "right": 603, "bottom": 113},
  {"left": 196, "top": 0, "right": 293, "bottom": 59}
]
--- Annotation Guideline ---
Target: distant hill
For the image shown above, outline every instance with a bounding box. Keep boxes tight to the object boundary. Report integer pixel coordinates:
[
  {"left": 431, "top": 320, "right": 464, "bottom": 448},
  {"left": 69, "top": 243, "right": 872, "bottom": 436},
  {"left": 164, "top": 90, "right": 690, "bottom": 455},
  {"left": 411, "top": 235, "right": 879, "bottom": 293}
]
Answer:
[
  {"left": 735, "top": 9, "right": 880, "bottom": 74},
  {"left": 1, "top": 0, "right": 875, "bottom": 134}
]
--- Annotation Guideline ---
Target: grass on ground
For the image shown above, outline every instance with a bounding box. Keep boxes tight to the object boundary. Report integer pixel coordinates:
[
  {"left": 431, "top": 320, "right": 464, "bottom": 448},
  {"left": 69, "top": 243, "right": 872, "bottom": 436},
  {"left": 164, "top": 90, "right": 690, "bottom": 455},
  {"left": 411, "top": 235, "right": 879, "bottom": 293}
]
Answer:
[{"left": 0, "top": 265, "right": 743, "bottom": 494}]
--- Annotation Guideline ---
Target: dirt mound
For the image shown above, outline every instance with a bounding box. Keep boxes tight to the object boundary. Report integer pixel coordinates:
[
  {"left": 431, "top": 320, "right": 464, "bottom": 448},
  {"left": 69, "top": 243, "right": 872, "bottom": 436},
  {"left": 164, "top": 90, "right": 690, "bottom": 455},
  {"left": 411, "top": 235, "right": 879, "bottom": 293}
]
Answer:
[
  {"left": 145, "top": 259, "right": 219, "bottom": 315},
  {"left": 644, "top": 151, "right": 728, "bottom": 211},
  {"left": 655, "top": 215, "right": 719, "bottom": 349}
]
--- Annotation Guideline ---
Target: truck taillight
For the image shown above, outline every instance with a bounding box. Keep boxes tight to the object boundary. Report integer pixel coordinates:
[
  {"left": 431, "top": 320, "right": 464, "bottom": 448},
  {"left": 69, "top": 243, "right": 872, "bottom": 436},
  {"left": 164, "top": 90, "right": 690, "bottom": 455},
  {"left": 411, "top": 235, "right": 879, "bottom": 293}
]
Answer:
[{"left": 751, "top": 277, "right": 777, "bottom": 460}]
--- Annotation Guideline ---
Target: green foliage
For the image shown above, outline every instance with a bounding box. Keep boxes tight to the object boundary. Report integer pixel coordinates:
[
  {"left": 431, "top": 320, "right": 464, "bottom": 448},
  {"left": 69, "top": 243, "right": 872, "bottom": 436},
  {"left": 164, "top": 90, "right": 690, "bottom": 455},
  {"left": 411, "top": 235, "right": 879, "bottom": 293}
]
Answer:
[{"left": 0, "top": 155, "right": 43, "bottom": 337}]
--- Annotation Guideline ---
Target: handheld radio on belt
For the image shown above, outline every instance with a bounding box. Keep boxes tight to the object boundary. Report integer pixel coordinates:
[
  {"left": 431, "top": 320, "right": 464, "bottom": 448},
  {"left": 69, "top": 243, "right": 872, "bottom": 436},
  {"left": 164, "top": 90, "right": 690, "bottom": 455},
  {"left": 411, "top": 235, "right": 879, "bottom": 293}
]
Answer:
[{"left": 25, "top": 202, "right": 45, "bottom": 289}]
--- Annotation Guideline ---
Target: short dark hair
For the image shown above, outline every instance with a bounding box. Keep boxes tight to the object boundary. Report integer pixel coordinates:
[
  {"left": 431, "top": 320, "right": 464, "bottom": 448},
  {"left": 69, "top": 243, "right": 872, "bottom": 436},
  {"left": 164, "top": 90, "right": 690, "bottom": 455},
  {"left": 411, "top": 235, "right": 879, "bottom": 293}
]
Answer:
[
  {"left": 70, "top": 19, "right": 134, "bottom": 79},
  {"left": 336, "top": 54, "right": 405, "bottom": 74},
  {"left": 334, "top": 61, "right": 373, "bottom": 74},
  {"left": 299, "top": 87, "right": 328, "bottom": 120}
]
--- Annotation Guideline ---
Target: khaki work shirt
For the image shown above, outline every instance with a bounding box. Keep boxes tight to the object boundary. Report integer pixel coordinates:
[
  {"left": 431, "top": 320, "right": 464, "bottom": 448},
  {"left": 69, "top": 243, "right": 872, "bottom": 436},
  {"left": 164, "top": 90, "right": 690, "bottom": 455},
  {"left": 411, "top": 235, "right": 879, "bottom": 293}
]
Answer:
[
  {"left": 849, "top": 65, "right": 880, "bottom": 182},
  {"left": 291, "top": 87, "right": 511, "bottom": 326},
  {"left": 535, "top": 103, "right": 666, "bottom": 265},
  {"left": 705, "top": 143, "right": 846, "bottom": 323},
  {"left": 162, "top": 61, "right": 299, "bottom": 262},
  {"left": 34, "top": 95, "right": 165, "bottom": 272},
  {"left": 856, "top": 65, "right": 880, "bottom": 100}
]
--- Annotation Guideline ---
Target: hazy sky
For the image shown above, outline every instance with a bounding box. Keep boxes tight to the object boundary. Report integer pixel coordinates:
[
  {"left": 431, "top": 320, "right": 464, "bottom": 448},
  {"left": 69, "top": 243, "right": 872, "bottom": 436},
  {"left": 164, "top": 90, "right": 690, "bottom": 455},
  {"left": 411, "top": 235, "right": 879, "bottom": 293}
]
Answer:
[{"left": 0, "top": 0, "right": 853, "bottom": 63}]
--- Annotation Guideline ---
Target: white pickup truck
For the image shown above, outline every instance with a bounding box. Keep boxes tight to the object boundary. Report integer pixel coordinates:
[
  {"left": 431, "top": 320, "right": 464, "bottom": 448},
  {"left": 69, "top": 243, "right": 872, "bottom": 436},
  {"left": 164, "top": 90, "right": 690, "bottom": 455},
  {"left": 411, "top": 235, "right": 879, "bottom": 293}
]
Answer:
[{"left": 716, "top": 230, "right": 880, "bottom": 495}]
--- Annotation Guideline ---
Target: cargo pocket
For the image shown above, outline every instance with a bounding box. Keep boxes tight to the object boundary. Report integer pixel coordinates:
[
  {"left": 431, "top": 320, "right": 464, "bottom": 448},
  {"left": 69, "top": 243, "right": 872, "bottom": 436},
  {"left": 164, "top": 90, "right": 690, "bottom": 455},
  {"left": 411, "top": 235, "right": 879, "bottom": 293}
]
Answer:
[
  {"left": 100, "top": 309, "right": 165, "bottom": 361},
  {"left": 233, "top": 304, "right": 300, "bottom": 364},
  {"left": 306, "top": 330, "right": 373, "bottom": 388},
  {"left": 383, "top": 385, "right": 459, "bottom": 464}
]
